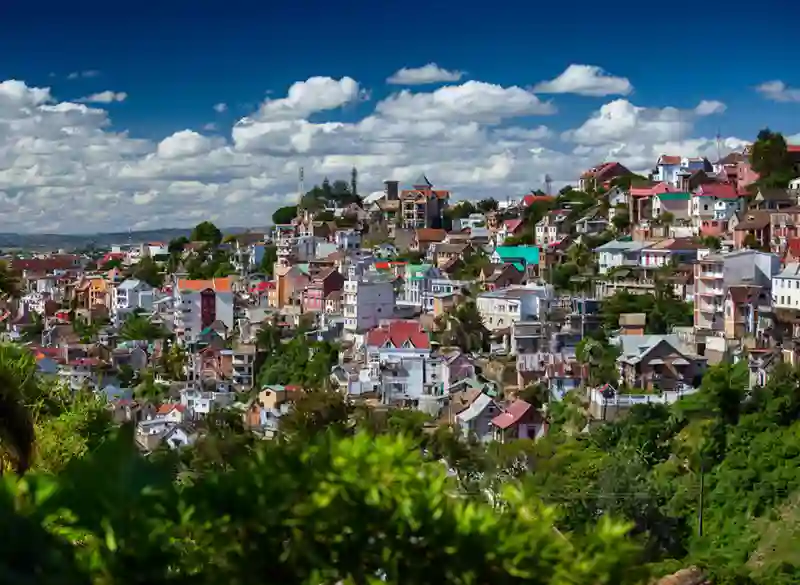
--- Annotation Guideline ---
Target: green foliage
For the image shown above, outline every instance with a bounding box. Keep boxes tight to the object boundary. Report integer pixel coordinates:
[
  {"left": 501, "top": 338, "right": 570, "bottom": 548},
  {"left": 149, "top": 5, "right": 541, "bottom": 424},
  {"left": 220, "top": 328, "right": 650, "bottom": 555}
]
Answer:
[
  {"left": 118, "top": 313, "right": 166, "bottom": 341},
  {"left": 435, "top": 298, "right": 489, "bottom": 353},
  {"left": 272, "top": 205, "right": 298, "bottom": 225},
  {"left": 257, "top": 335, "right": 339, "bottom": 390},
  {"left": 0, "top": 259, "right": 21, "bottom": 298},
  {"left": 601, "top": 288, "right": 692, "bottom": 334},
  {"left": 452, "top": 247, "right": 491, "bottom": 280},
  {"left": 445, "top": 200, "right": 477, "bottom": 220},
  {"left": 167, "top": 236, "right": 189, "bottom": 255},
  {"left": 0, "top": 428, "right": 646, "bottom": 584},
  {"left": 100, "top": 258, "right": 123, "bottom": 271},
  {"left": 258, "top": 244, "right": 278, "bottom": 276},
  {"left": 750, "top": 128, "right": 795, "bottom": 188},
  {"left": 189, "top": 220, "right": 222, "bottom": 246},
  {"left": 476, "top": 198, "right": 498, "bottom": 212},
  {"left": 131, "top": 257, "right": 164, "bottom": 288}
]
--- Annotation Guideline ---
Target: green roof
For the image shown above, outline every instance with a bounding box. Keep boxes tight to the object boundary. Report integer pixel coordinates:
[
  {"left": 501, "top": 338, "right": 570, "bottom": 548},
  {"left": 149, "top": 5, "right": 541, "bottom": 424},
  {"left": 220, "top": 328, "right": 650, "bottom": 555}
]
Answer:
[
  {"left": 407, "top": 263, "right": 433, "bottom": 281},
  {"left": 494, "top": 246, "right": 540, "bottom": 271},
  {"left": 656, "top": 192, "right": 691, "bottom": 201},
  {"left": 296, "top": 263, "right": 310, "bottom": 276}
]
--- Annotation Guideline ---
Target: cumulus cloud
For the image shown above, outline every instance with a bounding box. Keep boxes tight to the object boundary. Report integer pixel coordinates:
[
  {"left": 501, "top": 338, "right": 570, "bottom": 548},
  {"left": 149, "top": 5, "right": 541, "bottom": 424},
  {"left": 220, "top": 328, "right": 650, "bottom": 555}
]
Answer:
[
  {"left": 258, "top": 76, "right": 363, "bottom": 120},
  {"left": 0, "top": 75, "right": 752, "bottom": 233},
  {"left": 695, "top": 100, "right": 726, "bottom": 116},
  {"left": 756, "top": 80, "right": 800, "bottom": 103},
  {"left": 213, "top": 102, "right": 227, "bottom": 113},
  {"left": 533, "top": 64, "right": 632, "bottom": 97},
  {"left": 78, "top": 90, "right": 127, "bottom": 104},
  {"left": 387, "top": 63, "right": 464, "bottom": 85},
  {"left": 376, "top": 80, "right": 556, "bottom": 122}
]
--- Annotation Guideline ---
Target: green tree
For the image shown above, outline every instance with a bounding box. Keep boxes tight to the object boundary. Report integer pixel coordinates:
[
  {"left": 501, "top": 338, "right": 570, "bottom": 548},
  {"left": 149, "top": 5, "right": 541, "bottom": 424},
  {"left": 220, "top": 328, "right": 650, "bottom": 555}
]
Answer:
[
  {"left": 190, "top": 221, "right": 222, "bottom": 246},
  {"left": 272, "top": 205, "right": 298, "bottom": 225},
  {"left": 0, "top": 260, "right": 21, "bottom": 300},
  {"left": 258, "top": 244, "right": 278, "bottom": 276},
  {"left": 119, "top": 313, "right": 167, "bottom": 341},
  {"left": 476, "top": 198, "right": 499, "bottom": 213},
  {"left": 435, "top": 299, "right": 489, "bottom": 353},
  {"left": 750, "top": 128, "right": 793, "bottom": 187},
  {"left": 132, "top": 257, "right": 164, "bottom": 288}
]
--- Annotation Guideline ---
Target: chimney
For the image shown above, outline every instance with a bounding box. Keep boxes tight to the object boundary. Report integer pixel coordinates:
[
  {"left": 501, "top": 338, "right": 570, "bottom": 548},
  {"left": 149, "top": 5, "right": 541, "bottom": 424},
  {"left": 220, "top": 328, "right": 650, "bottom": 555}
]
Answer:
[{"left": 384, "top": 180, "right": 399, "bottom": 201}]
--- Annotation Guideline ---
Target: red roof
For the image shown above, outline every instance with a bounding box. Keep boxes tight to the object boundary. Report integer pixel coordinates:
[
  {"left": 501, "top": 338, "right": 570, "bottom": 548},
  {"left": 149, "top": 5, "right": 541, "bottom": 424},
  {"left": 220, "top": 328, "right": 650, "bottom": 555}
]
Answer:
[
  {"left": 366, "top": 320, "right": 430, "bottom": 350},
  {"left": 630, "top": 182, "right": 675, "bottom": 197},
  {"left": 503, "top": 219, "right": 524, "bottom": 233},
  {"left": 658, "top": 155, "right": 682, "bottom": 165},
  {"left": 157, "top": 403, "right": 186, "bottom": 415},
  {"left": 695, "top": 183, "right": 738, "bottom": 199},
  {"left": 787, "top": 238, "right": 800, "bottom": 258},
  {"left": 522, "top": 194, "right": 555, "bottom": 207},
  {"left": 11, "top": 255, "right": 79, "bottom": 272},
  {"left": 491, "top": 400, "right": 532, "bottom": 429}
]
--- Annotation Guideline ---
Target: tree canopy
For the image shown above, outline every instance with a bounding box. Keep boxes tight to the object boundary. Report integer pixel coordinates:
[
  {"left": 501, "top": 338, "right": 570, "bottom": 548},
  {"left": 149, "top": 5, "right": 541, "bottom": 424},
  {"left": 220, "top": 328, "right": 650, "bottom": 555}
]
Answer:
[
  {"left": 190, "top": 221, "right": 223, "bottom": 246},
  {"left": 750, "top": 128, "right": 796, "bottom": 188},
  {"left": 272, "top": 205, "right": 298, "bottom": 225}
]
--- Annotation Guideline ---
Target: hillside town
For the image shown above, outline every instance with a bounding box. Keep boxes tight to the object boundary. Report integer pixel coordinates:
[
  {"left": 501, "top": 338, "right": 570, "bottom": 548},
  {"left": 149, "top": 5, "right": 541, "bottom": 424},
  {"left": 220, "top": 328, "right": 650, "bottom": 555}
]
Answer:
[{"left": 1, "top": 130, "right": 798, "bottom": 452}]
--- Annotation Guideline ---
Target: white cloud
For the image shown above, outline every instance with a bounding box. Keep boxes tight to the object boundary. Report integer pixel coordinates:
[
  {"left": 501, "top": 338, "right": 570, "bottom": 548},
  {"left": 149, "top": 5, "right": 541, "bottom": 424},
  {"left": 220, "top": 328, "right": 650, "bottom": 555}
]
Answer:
[
  {"left": 78, "top": 90, "right": 127, "bottom": 104},
  {"left": 258, "top": 76, "right": 363, "bottom": 120},
  {"left": 67, "top": 70, "right": 100, "bottom": 80},
  {"left": 376, "top": 80, "right": 556, "bottom": 122},
  {"left": 533, "top": 64, "right": 632, "bottom": 97},
  {"left": 0, "top": 76, "right": 753, "bottom": 233},
  {"left": 756, "top": 80, "right": 800, "bottom": 103},
  {"left": 695, "top": 100, "right": 726, "bottom": 116},
  {"left": 213, "top": 102, "right": 228, "bottom": 113},
  {"left": 387, "top": 63, "right": 464, "bottom": 85}
]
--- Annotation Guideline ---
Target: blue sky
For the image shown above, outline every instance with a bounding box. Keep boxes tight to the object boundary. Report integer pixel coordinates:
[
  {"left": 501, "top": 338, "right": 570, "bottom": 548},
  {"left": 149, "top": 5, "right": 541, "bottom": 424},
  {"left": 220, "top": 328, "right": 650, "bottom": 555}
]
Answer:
[{"left": 0, "top": 0, "right": 799, "bottom": 232}]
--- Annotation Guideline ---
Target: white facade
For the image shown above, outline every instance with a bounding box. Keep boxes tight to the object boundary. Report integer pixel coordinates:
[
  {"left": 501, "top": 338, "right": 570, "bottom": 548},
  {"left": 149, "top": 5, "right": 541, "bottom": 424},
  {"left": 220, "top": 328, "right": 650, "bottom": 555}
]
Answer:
[
  {"left": 453, "top": 213, "right": 487, "bottom": 231},
  {"left": 173, "top": 288, "right": 234, "bottom": 343},
  {"left": 773, "top": 263, "right": 800, "bottom": 310},
  {"left": 476, "top": 285, "right": 553, "bottom": 331},
  {"left": 691, "top": 195, "right": 741, "bottom": 221},
  {"left": 112, "top": 279, "right": 157, "bottom": 325},
  {"left": 343, "top": 277, "right": 395, "bottom": 332},
  {"left": 365, "top": 344, "right": 444, "bottom": 408},
  {"left": 180, "top": 387, "right": 234, "bottom": 418},
  {"left": 335, "top": 230, "right": 362, "bottom": 251},
  {"left": 594, "top": 241, "right": 645, "bottom": 275}
]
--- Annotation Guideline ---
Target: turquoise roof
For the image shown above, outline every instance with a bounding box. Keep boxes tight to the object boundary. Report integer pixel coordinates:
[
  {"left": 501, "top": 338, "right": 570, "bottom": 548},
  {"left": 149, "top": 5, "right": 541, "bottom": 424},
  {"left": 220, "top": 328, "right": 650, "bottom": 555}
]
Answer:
[
  {"left": 407, "top": 263, "right": 433, "bottom": 281},
  {"left": 494, "top": 246, "right": 539, "bottom": 271}
]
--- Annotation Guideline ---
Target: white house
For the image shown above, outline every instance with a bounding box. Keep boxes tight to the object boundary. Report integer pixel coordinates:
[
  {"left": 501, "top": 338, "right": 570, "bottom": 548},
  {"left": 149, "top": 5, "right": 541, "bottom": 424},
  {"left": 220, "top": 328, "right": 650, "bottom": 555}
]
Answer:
[
  {"left": 476, "top": 284, "right": 554, "bottom": 331},
  {"left": 334, "top": 229, "right": 362, "bottom": 251},
  {"left": 594, "top": 240, "right": 647, "bottom": 275},
  {"left": 772, "top": 263, "right": 800, "bottom": 310},
  {"left": 453, "top": 213, "right": 487, "bottom": 232},
  {"left": 343, "top": 272, "right": 395, "bottom": 333},
  {"left": 180, "top": 386, "right": 235, "bottom": 418},
  {"left": 112, "top": 279, "right": 157, "bottom": 325},
  {"left": 363, "top": 320, "right": 444, "bottom": 412},
  {"left": 691, "top": 183, "right": 742, "bottom": 224},
  {"left": 398, "top": 264, "right": 440, "bottom": 308},
  {"left": 534, "top": 210, "right": 570, "bottom": 245},
  {"left": 172, "top": 277, "right": 235, "bottom": 344}
]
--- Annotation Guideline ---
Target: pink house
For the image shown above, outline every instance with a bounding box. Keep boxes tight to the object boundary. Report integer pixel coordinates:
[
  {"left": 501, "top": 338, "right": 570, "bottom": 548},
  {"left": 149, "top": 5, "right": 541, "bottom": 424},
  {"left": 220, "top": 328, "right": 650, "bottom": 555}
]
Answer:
[{"left": 303, "top": 268, "right": 345, "bottom": 313}]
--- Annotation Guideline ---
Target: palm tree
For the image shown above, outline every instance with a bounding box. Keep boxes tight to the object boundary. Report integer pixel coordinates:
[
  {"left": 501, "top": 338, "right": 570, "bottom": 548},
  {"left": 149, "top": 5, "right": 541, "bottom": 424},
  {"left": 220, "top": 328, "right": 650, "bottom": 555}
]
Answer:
[
  {"left": 120, "top": 313, "right": 167, "bottom": 341},
  {"left": 437, "top": 300, "right": 488, "bottom": 353}
]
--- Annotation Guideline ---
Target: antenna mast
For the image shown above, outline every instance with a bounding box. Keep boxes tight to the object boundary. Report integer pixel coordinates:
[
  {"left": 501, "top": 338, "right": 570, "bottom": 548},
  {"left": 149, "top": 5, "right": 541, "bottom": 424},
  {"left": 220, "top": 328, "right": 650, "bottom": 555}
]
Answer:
[
  {"left": 715, "top": 128, "right": 722, "bottom": 166},
  {"left": 298, "top": 166, "right": 305, "bottom": 208},
  {"left": 545, "top": 174, "right": 553, "bottom": 197}
]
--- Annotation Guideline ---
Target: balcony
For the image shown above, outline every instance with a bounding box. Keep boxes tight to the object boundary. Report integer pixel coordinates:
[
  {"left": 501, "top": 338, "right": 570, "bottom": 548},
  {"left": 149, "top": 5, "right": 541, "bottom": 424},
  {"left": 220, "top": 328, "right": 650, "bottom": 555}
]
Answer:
[{"left": 696, "top": 287, "right": 724, "bottom": 296}]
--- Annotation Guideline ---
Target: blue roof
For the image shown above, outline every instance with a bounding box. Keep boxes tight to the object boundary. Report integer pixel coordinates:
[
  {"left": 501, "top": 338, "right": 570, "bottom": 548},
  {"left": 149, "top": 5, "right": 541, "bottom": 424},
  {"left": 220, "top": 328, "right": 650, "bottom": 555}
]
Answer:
[{"left": 494, "top": 246, "right": 539, "bottom": 271}]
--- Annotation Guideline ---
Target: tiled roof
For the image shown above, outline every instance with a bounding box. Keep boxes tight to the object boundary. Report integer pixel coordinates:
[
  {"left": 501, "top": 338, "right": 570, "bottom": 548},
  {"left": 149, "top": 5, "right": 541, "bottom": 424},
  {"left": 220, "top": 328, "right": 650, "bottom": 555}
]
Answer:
[
  {"left": 630, "top": 182, "right": 675, "bottom": 197},
  {"left": 658, "top": 155, "right": 682, "bottom": 165},
  {"left": 734, "top": 211, "right": 771, "bottom": 230},
  {"left": 695, "top": 183, "right": 739, "bottom": 199},
  {"left": 491, "top": 400, "right": 532, "bottom": 429},
  {"left": 522, "top": 194, "right": 555, "bottom": 206},
  {"left": 503, "top": 219, "right": 524, "bottom": 233},
  {"left": 176, "top": 277, "right": 232, "bottom": 292},
  {"left": 366, "top": 320, "right": 430, "bottom": 350},
  {"left": 11, "top": 255, "right": 79, "bottom": 272},
  {"left": 415, "top": 228, "right": 446, "bottom": 243}
]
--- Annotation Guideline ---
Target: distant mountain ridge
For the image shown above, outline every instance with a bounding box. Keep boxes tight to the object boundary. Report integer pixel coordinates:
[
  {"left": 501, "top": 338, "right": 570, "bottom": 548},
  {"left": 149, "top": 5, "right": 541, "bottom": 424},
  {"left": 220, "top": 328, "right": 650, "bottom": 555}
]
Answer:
[{"left": 0, "top": 226, "right": 266, "bottom": 251}]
